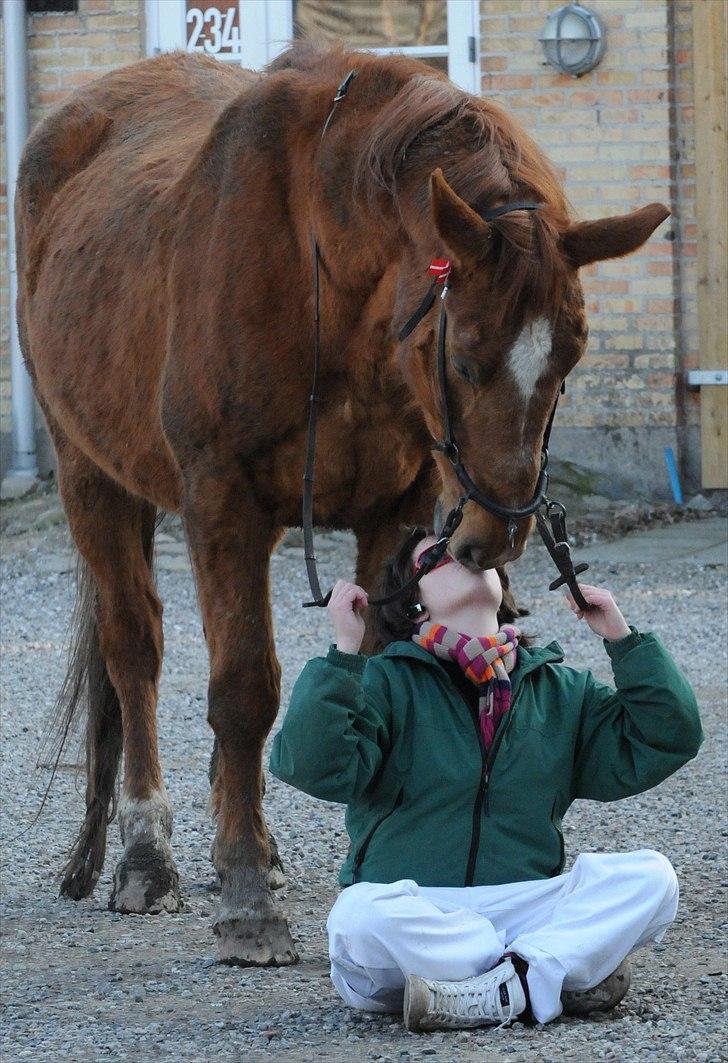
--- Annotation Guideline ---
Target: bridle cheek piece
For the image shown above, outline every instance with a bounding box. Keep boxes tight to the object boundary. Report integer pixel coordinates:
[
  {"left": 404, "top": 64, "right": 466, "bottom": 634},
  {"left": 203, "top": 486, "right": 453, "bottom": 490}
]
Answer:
[{"left": 302, "top": 70, "right": 590, "bottom": 612}]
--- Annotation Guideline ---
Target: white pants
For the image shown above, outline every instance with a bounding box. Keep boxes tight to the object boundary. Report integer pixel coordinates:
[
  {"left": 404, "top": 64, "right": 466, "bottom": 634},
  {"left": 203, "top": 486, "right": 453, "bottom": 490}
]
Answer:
[{"left": 327, "top": 850, "right": 679, "bottom": 1024}]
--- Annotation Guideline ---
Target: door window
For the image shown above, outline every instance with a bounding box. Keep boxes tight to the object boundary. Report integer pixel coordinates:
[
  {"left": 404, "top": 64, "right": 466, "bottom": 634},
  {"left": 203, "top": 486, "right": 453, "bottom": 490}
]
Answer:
[
  {"left": 293, "top": 0, "right": 448, "bottom": 74},
  {"left": 147, "top": 0, "right": 479, "bottom": 91}
]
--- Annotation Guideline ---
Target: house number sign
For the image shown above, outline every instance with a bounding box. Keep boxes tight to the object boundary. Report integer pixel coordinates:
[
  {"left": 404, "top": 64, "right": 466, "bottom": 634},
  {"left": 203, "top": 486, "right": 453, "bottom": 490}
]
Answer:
[{"left": 186, "top": 2, "right": 242, "bottom": 57}]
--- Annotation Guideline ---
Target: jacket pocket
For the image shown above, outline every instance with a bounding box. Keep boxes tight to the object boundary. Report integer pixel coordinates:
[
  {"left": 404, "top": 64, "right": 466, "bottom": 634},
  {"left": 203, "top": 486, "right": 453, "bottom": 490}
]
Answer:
[
  {"left": 352, "top": 788, "right": 404, "bottom": 883},
  {"left": 549, "top": 797, "right": 566, "bottom": 877}
]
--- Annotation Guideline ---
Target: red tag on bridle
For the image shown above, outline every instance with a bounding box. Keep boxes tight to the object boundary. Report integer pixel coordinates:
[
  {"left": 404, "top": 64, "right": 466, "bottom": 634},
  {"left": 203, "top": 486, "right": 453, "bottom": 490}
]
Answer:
[{"left": 428, "top": 258, "right": 451, "bottom": 283}]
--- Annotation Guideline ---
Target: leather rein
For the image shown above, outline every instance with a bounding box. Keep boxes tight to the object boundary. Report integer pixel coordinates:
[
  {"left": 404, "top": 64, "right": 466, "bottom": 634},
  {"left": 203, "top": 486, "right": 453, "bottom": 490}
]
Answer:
[{"left": 302, "top": 71, "right": 589, "bottom": 612}]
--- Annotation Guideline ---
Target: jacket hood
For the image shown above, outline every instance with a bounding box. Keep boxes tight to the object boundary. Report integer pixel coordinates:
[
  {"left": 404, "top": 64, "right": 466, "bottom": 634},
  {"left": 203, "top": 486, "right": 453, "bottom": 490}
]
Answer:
[{"left": 379, "top": 639, "right": 565, "bottom": 695}]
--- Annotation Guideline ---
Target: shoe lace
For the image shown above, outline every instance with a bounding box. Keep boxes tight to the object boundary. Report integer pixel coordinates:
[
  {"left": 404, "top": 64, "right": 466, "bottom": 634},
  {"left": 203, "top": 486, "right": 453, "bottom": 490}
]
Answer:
[{"left": 431, "top": 973, "right": 519, "bottom": 1030}]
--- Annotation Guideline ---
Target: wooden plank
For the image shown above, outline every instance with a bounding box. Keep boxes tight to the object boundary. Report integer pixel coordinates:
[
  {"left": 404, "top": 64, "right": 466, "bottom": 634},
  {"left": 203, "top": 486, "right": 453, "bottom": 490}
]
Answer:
[{"left": 692, "top": 0, "right": 728, "bottom": 488}]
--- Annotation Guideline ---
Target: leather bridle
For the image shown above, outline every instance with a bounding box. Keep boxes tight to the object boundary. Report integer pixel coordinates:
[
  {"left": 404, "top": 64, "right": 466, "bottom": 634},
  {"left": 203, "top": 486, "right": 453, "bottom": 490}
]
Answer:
[{"left": 302, "top": 71, "right": 589, "bottom": 611}]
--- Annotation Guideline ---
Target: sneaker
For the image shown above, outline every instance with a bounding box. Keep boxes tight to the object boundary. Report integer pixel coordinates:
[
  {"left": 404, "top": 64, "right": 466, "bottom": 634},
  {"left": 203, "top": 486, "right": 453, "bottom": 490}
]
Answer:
[
  {"left": 403, "top": 958, "right": 527, "bottom": 1032},
  {"left": 561, "top": 958, "right": 631, "bottom": 1016}
]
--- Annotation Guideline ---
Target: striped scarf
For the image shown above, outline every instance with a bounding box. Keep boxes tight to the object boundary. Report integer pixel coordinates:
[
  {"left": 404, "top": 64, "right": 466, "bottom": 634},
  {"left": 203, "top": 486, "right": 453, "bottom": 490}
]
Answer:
[{"left": 411, "top": 622, "right": 521, "bottom": 751}]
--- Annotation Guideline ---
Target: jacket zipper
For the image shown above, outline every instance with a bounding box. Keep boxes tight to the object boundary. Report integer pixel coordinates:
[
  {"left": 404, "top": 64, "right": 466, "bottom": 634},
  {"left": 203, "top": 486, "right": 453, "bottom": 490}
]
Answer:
[
  {"left": 351, "top": 789, "right": 404, "bottom": 883},
  {"left": 463, "top": 692, "right": 520, "bottom": 887},
  {"left": 464, "top": 721, "right": 488, "bottom": 887},
  {"left": 549, "top": 796, "right": 566, "bottom": 877}
]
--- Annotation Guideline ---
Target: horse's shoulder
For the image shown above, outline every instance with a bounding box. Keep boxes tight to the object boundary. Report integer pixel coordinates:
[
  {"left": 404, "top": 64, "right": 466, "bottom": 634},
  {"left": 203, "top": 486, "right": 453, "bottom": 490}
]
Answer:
[{"left": 190, "top": 67, "right": 302, "bottom": 184}]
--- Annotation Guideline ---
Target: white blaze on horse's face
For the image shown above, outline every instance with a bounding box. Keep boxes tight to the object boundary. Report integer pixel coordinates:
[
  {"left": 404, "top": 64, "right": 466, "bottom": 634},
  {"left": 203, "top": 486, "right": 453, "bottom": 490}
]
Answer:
[{"left": 506, "top": 317, "right": 553, "bottom": 399}]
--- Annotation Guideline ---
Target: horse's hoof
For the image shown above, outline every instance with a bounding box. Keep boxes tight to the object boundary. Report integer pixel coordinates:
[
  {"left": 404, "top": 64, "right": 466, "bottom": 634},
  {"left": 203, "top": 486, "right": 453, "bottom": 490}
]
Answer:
[
  {"left": 108, "top": 842, "right": 182, "bottom": 914},
  {"left": 213, "top": 910, "right": 298, "bottom": 966}
]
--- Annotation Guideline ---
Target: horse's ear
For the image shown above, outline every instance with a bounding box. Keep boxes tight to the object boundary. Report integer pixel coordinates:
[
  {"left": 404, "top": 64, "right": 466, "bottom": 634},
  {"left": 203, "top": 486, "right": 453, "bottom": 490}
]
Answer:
[
  {"left": 562, "top": 203, "right": 670, "bottom": 269},
  {"left": 430, "top": 168, "right": 490, "bottom": 266}
]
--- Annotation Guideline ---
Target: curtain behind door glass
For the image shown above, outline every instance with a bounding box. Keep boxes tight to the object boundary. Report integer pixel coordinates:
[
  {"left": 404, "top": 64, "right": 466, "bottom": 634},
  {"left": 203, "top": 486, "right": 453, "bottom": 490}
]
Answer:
[{"left": 293, "top": 0, "right": 447, "bottom": 48}]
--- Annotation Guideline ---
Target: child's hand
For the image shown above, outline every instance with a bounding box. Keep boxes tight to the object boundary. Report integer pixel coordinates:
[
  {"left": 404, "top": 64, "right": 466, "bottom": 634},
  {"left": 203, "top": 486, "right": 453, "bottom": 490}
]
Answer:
[
  {"left": 564, "top": 583, "right": 632, "bottom": 642},
  {"left": 327, "top": 580, "right": 369, "bottom": 655}
]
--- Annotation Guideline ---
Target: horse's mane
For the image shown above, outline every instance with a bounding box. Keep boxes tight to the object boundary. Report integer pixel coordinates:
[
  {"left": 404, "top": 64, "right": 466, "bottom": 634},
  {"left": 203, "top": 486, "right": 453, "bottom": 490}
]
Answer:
[
  {"left": 271, "top": 43, "right": 571, "bottom": 327},
  {"left": 355, "top": 72, "right": 572, "bottom": 326}
]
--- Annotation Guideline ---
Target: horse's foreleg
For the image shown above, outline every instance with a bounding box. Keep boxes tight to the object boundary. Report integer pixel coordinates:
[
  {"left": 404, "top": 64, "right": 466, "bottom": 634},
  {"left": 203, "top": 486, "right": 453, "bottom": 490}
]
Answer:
[
  {"left": 354, "top": 481, "right": 438, "bottom": 655},
  {"left": 185, "top": 480, "right": 296, "bottom": 966},
  {"left": 208, "top": 742, "right": 287, "bottom": 890},
  {"left": 57, "top": 448, "right": 181, "bottom": 913}
]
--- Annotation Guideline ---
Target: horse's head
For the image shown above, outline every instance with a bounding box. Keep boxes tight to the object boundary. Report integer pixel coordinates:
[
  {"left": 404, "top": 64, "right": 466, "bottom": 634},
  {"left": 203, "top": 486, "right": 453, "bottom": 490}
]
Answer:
[
  {"left": 342, "top": 61, "right": 670, "bottom": 569},
  {"left": 397, "top": 168, "right": 668, "bottom": 570}
]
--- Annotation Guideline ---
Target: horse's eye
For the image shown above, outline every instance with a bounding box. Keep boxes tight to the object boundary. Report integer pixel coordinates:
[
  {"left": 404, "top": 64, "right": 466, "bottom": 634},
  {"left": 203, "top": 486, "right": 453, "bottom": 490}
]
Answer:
[{"left": 452, "top": 354, "right": 482, "bottom": 385}]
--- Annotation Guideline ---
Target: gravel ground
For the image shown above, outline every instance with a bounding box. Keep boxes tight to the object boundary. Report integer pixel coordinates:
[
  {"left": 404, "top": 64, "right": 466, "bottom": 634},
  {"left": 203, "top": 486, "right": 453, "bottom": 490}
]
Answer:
[{"left": 1, "top": 491, "right": 726, "bottom": 1062}]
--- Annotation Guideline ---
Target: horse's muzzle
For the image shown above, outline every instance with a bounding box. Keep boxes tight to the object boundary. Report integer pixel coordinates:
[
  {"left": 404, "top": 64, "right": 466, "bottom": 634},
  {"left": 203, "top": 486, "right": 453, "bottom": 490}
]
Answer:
[{"left": 455, "top": 541, "right": 521, "bottom": 572}]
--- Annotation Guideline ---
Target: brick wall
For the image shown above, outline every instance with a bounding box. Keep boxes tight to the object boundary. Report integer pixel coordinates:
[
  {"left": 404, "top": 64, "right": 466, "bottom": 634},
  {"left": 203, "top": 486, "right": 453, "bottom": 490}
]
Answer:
[
  {"left": 0, "top": 0, "right": 144, "bottom": 479},
  {"left": 25, "top": 0, "right": 144, "bottom": 120},
  {"left": 480, "top": 0, "right": 699, "bottom": 492}
]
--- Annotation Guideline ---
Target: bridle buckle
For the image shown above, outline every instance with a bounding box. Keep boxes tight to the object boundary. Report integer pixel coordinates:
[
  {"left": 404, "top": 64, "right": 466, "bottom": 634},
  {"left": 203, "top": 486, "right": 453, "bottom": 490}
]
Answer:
[{"left": 432, "top": 439, "right": 460, "bottom": 464}]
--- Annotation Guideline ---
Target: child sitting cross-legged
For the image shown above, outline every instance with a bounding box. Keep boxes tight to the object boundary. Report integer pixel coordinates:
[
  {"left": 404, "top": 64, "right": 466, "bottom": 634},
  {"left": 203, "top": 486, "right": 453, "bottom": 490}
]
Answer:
[{"left": 269, "top": 526, "right": 703, "bottom": 1032}]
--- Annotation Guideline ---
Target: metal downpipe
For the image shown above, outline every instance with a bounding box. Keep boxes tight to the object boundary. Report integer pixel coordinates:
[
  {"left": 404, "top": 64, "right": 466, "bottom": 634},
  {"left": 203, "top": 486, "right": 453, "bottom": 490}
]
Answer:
[{"left": 2, "top": 0, "right": 38, "bottom": 496}]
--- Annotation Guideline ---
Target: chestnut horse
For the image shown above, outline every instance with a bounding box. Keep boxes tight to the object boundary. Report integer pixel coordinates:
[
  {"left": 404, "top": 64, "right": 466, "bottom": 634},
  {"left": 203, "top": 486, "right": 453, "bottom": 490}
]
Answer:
[{"left": 15, "top": 44, "right": 668, "bottom": 965}]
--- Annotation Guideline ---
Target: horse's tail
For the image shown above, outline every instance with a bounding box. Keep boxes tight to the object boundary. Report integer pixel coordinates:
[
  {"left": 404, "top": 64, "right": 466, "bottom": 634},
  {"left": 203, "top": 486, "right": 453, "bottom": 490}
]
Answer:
[
  {"left": 51, "top": 557, "right": 123, "bottom": 899},
  {"left": 43, "top": 506, "right": 157, "bottom": 900}
]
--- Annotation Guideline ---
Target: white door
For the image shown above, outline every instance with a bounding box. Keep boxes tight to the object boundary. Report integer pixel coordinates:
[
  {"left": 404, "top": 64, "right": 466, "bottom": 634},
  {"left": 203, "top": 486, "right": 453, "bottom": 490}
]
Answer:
[{"left": 146, "top": 0, "right": 480, "bottom": 92}]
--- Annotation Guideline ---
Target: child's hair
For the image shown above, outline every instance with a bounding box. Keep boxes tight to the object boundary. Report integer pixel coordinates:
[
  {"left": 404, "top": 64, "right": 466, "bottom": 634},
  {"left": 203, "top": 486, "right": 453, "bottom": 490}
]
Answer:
[{"left": 370, "top": 526, "right": 534, "bottom": 654}]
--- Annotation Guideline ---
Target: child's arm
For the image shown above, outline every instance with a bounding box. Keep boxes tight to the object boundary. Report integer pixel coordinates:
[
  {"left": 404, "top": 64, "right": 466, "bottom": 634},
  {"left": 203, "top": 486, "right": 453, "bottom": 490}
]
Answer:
[
  {"left": 269, "top": 647, "right": 391, "bottom": 803},
  {"left": 563, "top": 584, "right": 704, "bottom": 801},
  {"left": 269, "top": 580, "right": 390, "bottom": 803}
]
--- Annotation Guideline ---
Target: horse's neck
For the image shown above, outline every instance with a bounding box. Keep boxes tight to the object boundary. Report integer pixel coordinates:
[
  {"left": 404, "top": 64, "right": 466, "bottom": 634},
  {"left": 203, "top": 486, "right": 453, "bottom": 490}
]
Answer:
[
  {"left": 298, "top": 89, "right": 432, "bottom": 387},
  {"left": 316, "top": 255, "right": 400, "bottom": 383},
  {"left": 312, "top": 197, "right": 401, "bottom": 296}
]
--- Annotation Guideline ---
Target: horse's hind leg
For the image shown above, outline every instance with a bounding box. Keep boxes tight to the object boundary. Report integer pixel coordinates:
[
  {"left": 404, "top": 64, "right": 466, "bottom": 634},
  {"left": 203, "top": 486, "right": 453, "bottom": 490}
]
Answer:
[{"left": 56, "top": 445, "right": 181, "bottom": 913}]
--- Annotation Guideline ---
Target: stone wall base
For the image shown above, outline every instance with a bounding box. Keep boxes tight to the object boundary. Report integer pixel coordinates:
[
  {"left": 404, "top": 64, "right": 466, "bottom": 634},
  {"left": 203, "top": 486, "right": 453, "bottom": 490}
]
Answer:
[{"left": 549, "top": 425, "right": 703, "bottom": 501}]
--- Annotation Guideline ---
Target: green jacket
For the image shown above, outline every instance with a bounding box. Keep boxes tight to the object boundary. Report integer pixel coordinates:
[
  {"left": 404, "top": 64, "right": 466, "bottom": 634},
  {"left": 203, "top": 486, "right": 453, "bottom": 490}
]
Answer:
[{"left": 269, "top": 627, "right": 703, "bottom": 888}]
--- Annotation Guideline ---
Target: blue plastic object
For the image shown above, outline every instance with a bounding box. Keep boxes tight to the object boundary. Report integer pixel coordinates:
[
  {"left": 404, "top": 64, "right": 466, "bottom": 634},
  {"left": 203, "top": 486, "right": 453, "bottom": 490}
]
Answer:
[{"left": 664, "top": 446, "right": 684, "bottom": 505}]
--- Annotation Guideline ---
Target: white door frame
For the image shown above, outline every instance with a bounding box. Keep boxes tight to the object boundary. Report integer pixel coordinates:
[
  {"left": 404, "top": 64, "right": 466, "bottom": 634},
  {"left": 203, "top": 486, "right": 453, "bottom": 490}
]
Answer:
[
  {"left": 448, "top": 0, "right": 481, "bottom": 93},
  {"left": 146, "top": 0, "right": 480, "bottom": 92},
  {"left": 238, "top": 0, "right": 294, "bottom": 68}
]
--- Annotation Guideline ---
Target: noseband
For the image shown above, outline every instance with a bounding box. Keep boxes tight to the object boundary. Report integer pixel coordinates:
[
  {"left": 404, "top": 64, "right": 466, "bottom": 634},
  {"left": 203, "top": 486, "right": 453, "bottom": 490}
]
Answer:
[{"left": 302, "top": 72, "right": 589, "bottom": 611}]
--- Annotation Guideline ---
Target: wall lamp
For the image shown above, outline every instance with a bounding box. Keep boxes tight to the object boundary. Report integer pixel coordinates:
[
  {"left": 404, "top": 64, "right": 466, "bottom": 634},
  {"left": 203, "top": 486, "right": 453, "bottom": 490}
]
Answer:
[{"left": 540, "top": 3, "right": 606, "bottom": 77}]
